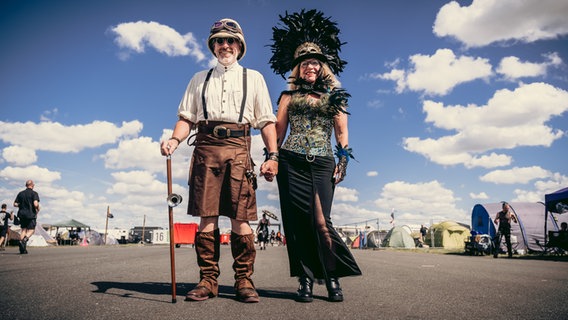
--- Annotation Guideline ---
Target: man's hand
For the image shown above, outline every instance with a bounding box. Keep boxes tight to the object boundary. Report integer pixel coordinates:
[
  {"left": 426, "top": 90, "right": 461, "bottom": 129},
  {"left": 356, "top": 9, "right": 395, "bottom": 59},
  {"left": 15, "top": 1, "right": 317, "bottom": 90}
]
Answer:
[{"left": 260, "top": 160, "right": 278, "bottom": 182}]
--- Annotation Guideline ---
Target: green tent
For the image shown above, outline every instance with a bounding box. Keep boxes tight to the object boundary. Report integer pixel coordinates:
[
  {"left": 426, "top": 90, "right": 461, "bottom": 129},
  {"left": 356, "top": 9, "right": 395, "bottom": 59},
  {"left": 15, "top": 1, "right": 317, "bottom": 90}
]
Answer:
[
  {"left": 426, "top": 220, "right": 470, "bottom": 249},
  {"left": 381, "top": 226, "right": 415, "bottom": 248},
  {"left": 50, "top": 219, "right": 90, "bottom": 229}
]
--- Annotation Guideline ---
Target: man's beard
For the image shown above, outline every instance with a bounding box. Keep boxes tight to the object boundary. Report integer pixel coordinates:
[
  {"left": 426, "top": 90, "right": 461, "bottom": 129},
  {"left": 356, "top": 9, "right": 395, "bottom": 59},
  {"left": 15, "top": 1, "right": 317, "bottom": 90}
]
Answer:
[{"left": 217, "top": 49, "right": 240, "bottom": 66}]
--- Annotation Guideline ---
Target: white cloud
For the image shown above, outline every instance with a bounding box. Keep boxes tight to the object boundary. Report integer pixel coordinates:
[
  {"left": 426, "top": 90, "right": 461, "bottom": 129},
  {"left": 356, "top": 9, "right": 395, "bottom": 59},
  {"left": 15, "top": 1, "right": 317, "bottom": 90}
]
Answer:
[
  {"left": 434, "top": 0, "right": 568, "bottom": 47},
  {"left": 403, "top": 82, "right": 568, "bottom": 168},
  {"left": 373, "top": 180, "right": 467, "bottom": 222},
  {"left": 0, "top": 165, "right": 61, "bottom": 185},
  {"left": 2, "top": 146, "right": 37, "bottom": 166},
  {"left": 512, "top": 172, "right": 568, "bottom": 202},
  {"left": 497, "top": 52, "right": 563, "bottom": 80},
  {"left": 480, "top": 166, "right": 552, "bottom": 184},
  {"left": 102, "top": 137, "right": 166, "bottom": 173},
  {"left": 334, "top": 186, "right": 358, "bottom": 202},
  {"left": 367, "top": 171, "right": 379, "bottom": 177},
  {"left": 0, "top": 120, "right": 143, "bottom": 153},
  {"left": 378, "top": 49, "right": 492, "bottom": 96},
  {"left": 470, "top": 192, "right": 489, "bottom": 200},
  {"left": 111, "top": 21, "right": 207, "bottom": 61}
]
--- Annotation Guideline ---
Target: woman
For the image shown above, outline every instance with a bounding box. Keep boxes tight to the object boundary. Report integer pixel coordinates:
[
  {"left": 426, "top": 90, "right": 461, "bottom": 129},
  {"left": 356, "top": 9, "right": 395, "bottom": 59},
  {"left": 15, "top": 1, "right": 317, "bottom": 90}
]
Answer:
[
  {"left": 255, "top": 213, "right": 270, "bottom": 250},
  {"left": 268, "top": 10, "right": 361, "bottom": 303}
]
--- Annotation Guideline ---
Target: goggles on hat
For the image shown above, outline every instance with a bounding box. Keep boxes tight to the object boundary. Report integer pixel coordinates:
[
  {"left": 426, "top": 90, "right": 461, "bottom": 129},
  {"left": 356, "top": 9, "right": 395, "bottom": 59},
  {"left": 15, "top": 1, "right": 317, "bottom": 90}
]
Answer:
[
  {"left": 211, "top": 20, "right": 242, "bottom": 34},
  {"left": 214, "top": 37, "right": 237, "bottom": 45}
]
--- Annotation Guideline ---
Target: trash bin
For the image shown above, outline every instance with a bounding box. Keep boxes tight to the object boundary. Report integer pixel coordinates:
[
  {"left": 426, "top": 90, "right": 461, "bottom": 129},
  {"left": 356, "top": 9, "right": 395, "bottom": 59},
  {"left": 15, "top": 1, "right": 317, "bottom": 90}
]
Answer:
[{"left": 173, "top": 223, "right": 198, "bottom": 246}]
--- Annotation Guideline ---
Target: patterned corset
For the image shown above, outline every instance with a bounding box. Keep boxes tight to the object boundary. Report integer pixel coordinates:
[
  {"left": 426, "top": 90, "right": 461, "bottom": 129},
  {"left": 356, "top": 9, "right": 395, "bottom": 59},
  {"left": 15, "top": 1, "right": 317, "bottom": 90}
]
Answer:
[{"left": 281, "top": 101, "right": 334, "bottom": 157}]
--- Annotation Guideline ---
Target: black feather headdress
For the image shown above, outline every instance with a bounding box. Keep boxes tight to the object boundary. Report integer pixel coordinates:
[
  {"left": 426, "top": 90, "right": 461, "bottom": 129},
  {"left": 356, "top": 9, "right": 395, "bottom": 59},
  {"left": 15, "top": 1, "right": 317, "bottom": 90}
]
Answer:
[{"left": 269, "top": 9, "right": 346, "bottom": 78}]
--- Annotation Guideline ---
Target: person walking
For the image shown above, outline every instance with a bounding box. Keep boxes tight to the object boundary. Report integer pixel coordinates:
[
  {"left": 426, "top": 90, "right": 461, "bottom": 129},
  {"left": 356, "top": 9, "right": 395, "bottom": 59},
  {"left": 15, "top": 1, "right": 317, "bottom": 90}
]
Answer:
[
  {"left": 255, "top": 213, "right": 270, "bottom": 250},
  {"left": 268, "top": 10, "right": 362, "bottom": 303},
  {"left": 0, "top": 204, "right": 14, "bottom": 250},
  {"left": 13, "top": 180, "right": 40, "bottom": 254},
  {"left": 493, "top": 202, "right": 517, "bottom": 258},
  {"left": 160, "top": 18, "right": 278, "bottom": 303}
]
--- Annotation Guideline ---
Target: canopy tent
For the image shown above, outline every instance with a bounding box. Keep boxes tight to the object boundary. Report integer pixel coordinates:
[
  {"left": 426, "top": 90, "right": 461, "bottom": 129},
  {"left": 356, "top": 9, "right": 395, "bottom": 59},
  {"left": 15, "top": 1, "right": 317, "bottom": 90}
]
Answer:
[
  {"left": 50, "top": 219, "right": 90, "bottom": 229},
  {"left": 544, "top": 187, "right": 568, "bottom": 214},
  {"left": 471, "top": 202, "right": 555, "bottom": 253},
  {"left": 381, "top": 226, "right": 415, "bottom": 248},
  {"left": 425, "top": 221, "right": 470, "bottom": 249},
  {"left": 544, "top": 187, "right": 568, "bottom": 248}
]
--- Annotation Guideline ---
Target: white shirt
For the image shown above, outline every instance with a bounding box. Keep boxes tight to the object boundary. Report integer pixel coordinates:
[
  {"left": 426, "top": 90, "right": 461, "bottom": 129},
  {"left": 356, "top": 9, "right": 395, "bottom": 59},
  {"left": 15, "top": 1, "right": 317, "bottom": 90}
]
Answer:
[{"left": 177, "top": 62, "right": 276, "bottom": 129}]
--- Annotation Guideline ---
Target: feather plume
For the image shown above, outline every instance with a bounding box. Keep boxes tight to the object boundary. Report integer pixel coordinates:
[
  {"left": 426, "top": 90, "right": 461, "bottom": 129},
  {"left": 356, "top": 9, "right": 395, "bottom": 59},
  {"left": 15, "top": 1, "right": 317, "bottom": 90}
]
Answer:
[{"left": 269, "top": 9, "right": 346, "bottom": 78}]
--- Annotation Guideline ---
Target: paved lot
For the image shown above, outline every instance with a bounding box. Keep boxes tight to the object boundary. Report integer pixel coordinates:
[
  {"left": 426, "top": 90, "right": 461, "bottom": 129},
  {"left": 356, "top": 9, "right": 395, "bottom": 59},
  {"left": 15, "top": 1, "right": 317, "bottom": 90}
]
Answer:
[{"left": 1, "top": 244, "right": 567, "bottom": 320}]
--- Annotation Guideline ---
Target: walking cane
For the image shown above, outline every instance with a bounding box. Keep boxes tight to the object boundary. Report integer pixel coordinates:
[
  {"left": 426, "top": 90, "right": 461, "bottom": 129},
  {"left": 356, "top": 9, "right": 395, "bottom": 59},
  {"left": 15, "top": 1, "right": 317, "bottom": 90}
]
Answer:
[{"left": 166, "top": 155, "right": 183, "bottom": 303}]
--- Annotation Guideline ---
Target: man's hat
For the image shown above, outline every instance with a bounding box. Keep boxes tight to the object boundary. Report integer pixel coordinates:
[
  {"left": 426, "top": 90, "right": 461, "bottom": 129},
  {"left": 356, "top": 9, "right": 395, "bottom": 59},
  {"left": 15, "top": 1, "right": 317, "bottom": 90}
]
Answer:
[{"left": 207, "top": 18, "right": 247, "bottom": 60}]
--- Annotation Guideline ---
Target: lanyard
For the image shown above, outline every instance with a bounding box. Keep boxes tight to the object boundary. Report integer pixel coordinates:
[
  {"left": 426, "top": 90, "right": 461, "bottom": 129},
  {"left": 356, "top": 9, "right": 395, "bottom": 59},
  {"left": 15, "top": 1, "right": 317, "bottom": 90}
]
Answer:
[{"left": 201, "top": 67, "right": 248, "bottom": 123}]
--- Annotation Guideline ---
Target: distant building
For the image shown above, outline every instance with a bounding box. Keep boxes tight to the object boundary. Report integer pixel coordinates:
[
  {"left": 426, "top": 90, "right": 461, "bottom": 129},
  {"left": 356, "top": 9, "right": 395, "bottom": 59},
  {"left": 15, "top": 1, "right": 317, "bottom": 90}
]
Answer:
[{"left": 130, "top": 226, "right": 163, "bottom": 244}]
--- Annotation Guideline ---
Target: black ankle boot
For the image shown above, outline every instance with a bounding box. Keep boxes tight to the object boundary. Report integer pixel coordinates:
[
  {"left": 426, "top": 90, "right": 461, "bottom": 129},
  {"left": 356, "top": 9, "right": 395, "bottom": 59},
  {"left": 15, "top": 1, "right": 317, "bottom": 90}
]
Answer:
[
  {"left": 326, "top": 278, "right": 343, "bottom": 302},
  {"left": 296, "top": 276, "right": 313, "bottom": 302}
]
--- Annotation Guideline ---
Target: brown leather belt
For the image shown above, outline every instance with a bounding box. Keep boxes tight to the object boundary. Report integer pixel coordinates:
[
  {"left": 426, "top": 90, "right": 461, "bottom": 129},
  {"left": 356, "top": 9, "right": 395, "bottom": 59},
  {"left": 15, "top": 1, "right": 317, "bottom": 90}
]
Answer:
[{"left": 199, "top": 125, "right": 250, "bottom": 138}]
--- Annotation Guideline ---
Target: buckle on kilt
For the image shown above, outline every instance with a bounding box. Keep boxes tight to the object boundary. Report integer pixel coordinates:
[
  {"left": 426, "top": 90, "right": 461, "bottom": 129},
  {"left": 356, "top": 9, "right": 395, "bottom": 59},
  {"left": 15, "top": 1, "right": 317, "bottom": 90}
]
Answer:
[{"left": 213, "top": 126, "right": 231, "bottom": 138}]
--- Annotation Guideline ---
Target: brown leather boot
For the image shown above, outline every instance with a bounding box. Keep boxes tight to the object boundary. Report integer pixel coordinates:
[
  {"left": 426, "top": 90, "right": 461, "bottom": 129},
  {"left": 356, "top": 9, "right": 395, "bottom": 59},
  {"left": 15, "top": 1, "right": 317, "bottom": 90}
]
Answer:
[
  {"left": 231, "top": 232, "right": 259, "bottom": 303},
  {"left": 185, "top": 229, "right": 220, "bottom": 301}
]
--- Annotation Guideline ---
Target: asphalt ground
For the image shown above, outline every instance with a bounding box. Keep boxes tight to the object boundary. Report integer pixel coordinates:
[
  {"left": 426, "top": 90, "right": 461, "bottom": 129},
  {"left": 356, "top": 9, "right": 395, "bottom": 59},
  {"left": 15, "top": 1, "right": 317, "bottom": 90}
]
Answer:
[{"left": 1, "top": 244, "right": 567, "bottom": 320}]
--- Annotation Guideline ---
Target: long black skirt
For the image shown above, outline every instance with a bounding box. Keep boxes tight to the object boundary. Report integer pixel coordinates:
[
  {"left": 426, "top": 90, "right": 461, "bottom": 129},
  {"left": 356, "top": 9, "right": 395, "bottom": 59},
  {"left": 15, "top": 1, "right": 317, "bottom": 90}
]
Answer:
[{"left": 277, "top": 149, "right": 362, "bottom": 281}]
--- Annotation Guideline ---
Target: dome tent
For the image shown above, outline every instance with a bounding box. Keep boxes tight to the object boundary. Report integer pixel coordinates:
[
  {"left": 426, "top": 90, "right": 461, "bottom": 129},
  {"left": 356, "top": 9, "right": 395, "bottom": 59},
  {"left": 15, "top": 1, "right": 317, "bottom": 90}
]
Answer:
[
  {"left": 471, "top": 202, "right": 562, "bottom": 253},
  {"left": 381, "top": 226, "right": 415, "bottom": 248},
  {"left": 425, "top": 221, "right": 470, "bottom": 249}
]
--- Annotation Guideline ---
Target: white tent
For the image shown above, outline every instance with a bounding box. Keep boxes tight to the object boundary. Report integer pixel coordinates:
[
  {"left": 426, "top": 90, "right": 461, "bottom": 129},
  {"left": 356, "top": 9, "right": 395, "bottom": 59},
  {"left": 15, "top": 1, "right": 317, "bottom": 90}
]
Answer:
[{"left": 14, "top": 223, "right": 56, "bottom": 247}]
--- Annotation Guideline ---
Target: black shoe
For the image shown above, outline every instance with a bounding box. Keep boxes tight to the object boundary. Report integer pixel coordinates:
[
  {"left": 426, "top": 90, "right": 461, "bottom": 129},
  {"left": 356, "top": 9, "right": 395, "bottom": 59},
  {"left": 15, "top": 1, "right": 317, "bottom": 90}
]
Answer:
[
  {"left": 296, "top": 276, "right": 313, "bottom": 302},
  {"left": 18, "top": 240, "right": 25, "bottom": 254},
  {"left": 326, "top": 278, "right": 343, "bottom": 302}
]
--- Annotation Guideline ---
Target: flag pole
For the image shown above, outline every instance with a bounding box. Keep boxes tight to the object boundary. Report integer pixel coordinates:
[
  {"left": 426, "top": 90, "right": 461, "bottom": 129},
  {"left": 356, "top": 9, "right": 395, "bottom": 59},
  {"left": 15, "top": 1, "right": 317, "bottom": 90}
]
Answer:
[{"left": 104, "top": 206, "right": 110, "bottom": 245}]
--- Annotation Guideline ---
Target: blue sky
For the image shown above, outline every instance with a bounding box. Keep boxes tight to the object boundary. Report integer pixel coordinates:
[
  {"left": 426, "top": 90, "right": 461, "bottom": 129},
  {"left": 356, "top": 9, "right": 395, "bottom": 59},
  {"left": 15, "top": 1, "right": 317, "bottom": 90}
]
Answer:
[{"left": 1, "top": 0, "right": 567, "bottom": 232}]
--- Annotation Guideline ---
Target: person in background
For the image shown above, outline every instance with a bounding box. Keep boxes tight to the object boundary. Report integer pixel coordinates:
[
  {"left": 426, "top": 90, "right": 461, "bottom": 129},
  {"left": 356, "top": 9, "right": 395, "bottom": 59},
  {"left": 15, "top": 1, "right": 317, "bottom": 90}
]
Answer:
[
  {"left": 493, "top": 202, "right": 517, "bottom": 258},
  {"left": 420, "top": 225, "right": 428, "bottom": 242},
  {"left": 0, "top": 204, "right": 14, "bottom": 250},
  {"left": 268, "top": 10, "right": 362, "bottom": 303},
  {"left": 14, "top": 180, "right": 40, "bottom": 254},
  {"left": 160, "top": 18, "right": 278, "bottom": 303},
  {"left": 255, "top": 213, "right": 270, "bottom": 250}
]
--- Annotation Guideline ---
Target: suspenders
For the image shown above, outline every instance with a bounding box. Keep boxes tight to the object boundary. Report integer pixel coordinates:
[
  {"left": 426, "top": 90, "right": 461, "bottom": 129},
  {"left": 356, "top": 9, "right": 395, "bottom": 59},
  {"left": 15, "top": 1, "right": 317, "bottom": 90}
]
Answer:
[{"left": 201, "top": 67, "right": 248, "bottom": 123}]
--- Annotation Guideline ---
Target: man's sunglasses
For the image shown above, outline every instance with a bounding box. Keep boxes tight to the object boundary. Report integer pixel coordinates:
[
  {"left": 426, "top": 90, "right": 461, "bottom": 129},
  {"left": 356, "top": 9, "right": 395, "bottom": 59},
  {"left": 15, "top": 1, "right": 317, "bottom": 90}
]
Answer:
[
  {"left": 211, "top": 20, "right": 242, "bottom": 34},
  {"left": 214, "top": 38, "right": 238, "bottom": 45}
]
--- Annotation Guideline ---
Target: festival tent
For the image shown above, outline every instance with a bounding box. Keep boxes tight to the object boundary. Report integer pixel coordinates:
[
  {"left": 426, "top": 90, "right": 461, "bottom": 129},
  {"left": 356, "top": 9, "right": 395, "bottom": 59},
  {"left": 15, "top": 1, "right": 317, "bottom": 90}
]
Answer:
[
  {"left": 6, "top": 223, "right": 56, "bottom": 247},
  {"left": 381, "top": 226, "right": 415, "bottom": 248},
  {"left": 544, "top": 187, "right": 568, "bottom": 246},
  {"left": 471, "top": 202, "right": 555, "bottom": 253},
  {"left": 425, "top": 221, "right": 470, "bottom": 249},
  {"left": 27, "top": 223, "right": 56, "bottom": 247}
]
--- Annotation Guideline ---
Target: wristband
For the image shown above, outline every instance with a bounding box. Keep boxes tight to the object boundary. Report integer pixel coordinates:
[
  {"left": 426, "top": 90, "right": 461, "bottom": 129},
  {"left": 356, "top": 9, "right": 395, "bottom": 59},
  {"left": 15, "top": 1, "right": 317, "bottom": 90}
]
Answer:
[
  {"left": 266, "top": 152, "right": 279, "bottom": 162},
  {"left": 169, "top": 137, "right": 182, "bottom": 144}
]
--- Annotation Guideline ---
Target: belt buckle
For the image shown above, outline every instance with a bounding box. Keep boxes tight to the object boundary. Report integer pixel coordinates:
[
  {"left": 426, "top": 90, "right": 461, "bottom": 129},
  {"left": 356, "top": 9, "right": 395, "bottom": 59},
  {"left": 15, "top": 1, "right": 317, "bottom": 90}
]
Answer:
[{"left": 213, "top": 125, "right": 230, "bottom": 138}]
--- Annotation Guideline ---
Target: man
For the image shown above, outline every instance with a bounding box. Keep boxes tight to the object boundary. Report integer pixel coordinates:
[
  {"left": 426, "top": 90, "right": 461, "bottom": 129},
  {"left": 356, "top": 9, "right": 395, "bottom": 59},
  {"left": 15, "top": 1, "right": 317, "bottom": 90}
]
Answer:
[
  {"left": 420, "top": 225, "right": 427, "bottom": 242},
  {"left": 14, "top": 180, "right": 40, "bottom": 254},
  {"left": 0, "top": 204, "right": 14, "bottom": 250},
  {"left": 493, "top": 202, "right": 517, "bottom": 258},
  {"left": 160, "top": 18, "right": 278, "bottom": 303}
]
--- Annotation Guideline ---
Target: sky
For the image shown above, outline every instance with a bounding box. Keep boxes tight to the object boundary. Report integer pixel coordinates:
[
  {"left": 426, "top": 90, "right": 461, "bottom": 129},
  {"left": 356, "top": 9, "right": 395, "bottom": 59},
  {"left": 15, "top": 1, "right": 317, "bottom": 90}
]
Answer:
[{"left": 1, "top": 0, "right": 567, "bottom": 233}]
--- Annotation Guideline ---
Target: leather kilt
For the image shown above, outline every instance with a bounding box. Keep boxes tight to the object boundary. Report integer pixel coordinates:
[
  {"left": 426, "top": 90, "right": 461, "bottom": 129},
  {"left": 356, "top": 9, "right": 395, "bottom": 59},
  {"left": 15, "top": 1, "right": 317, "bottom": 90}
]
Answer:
[{"left": 187, "top": 122, "right": 257, "bottom": 221}]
